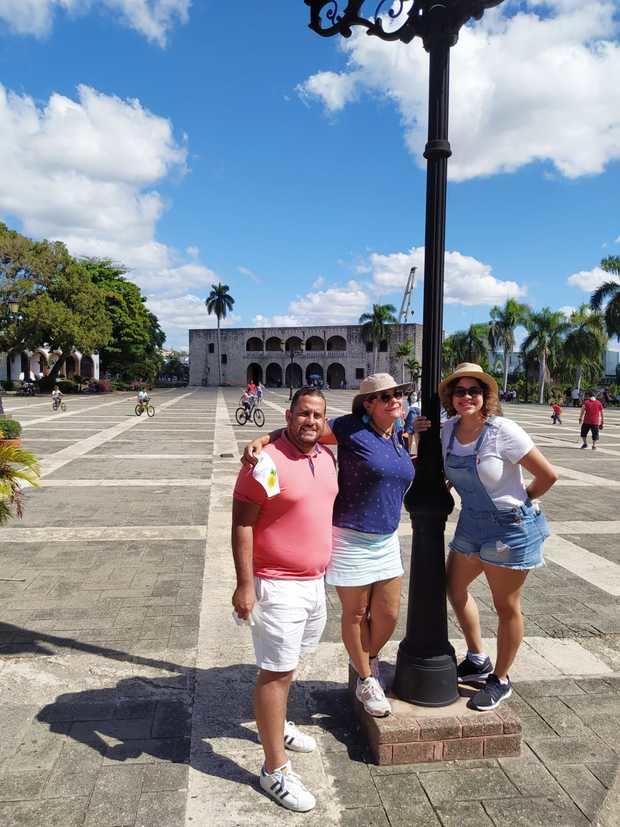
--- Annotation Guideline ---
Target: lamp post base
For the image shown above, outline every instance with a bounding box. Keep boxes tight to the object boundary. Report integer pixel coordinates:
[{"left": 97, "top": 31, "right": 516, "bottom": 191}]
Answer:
[{"left": 393, "top": 646, "right": 458, "bottom": 707}]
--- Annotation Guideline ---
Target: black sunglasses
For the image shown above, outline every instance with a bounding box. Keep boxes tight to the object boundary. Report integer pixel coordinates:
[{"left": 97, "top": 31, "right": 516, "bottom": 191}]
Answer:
[
  {"left": 453, "top": 386, "right": 484, "bottom": 398},
  {"left": 368, "top": 390, "right": 404, "bottom": 403}
]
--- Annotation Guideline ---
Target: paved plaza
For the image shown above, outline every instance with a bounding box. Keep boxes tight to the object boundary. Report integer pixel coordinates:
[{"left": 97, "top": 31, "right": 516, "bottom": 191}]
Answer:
[{"left": 0, "top": 388, "right": 618, "bottom": 826}]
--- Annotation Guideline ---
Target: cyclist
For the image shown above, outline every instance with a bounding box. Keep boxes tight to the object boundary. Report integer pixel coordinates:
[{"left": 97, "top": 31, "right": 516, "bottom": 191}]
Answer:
[
  {"left": 51, "top": 386, "right": 63, "bottom": 410},
  {"left": 137, "top": 388, "right": 150, "bottom": 408},
  {"left": 240, "top": 390, "right": 255, "bottom": 416}
]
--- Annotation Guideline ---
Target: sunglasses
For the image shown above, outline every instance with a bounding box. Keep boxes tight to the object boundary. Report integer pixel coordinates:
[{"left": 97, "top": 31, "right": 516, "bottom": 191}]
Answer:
[
  {"left": 453, "top": 386, "right": 484, "bottom": 398},
  {"left": 368, "top": 390, "right": 404, "bottom": 403}
]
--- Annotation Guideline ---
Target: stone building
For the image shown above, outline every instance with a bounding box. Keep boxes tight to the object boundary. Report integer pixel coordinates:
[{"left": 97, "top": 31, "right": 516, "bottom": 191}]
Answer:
[
  {"left": 0, "top": 348, "right": 100, "bottom": 383},
  {"left": 189, "top": 324, "right": 422, "bottom": 388}
]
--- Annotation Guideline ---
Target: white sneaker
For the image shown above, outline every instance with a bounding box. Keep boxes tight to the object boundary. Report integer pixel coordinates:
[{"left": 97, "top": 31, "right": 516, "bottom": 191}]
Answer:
[
  {"left": 259, "top": 761, "right": 316, "bottom": 812},
  {"left": 356, "top": 676, "right": 391, "bottom": 717},
  {"left": 284, "top": 720, "right": 316, "bottom": 753}
]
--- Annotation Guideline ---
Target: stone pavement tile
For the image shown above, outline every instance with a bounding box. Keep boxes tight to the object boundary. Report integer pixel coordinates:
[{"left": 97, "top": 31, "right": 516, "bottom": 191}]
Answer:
[
  {"left": 0, "top": 705, "right": 38, "bottom": 763},
  {"left": 373, "top": 774, "right": 439, "bottom": 826},
  {"left": 152, "top": 700, "right": 192, "bottom": 738},
  {"left": 0, "top": 769, "right": 49, "bottom": 801},
  {"left": 482, "top": 796, "right": 589, "bottom": 826},
  {"left": 134, "top": 790, "right": 186, "bottom": 827},
  {"left": 576, "top": 678, "right": 618, "bottom": 695},
  {"left": 586, "top": 762, "right": 618, "bottom": 789},
  {"left": 434, "top": 801, "right": 495, "bottom": 826},
  {"left": 524, "top": 698, "right": 591, "bottom": 737},
  {"left": 71, "top": 717, "right": 153, "bottom": 741},
  {"left": 0, "top": 796, "right": 89, "bottom": 827},
  {"left": 141, "top": 763, "right": 188, "bottom": 792},
  {"left": 584, "top": 716, "right": 620, "bottom": 750},
  {"left": 85, "top": 765, "right": 144, "bottom": 827},
  {"left": 41, "top": 735, "right": 104, "bottom": 799},
  {"left": 499, "top": 758, "right": 568, "bottom": 799},
  {"left": 322, "top": 751, "right": 381, "bottom": 808},
  {"left": 339, "top": 806, "right": 390, "bottom": 826},
  {"left": 529, "top": 736, "right": 616, "bottom": 765},
  {"left": 10, "top": 720, "right": 70, "bottom": 771},
  {"left": 561, "top": 694, "right": 618, "bottom": 720},
  {"left": 515, "top": 680, "right": 587, "bottom": 699},
  {"left": 40, "top": 701, "right": 117, "bottom": 722},
  {"left": 520, "top": 715, "right": 557, "bottom": 739},
  {"left": 550, "top": 763, "right": 608, "bottom": 821},
  {"left": 419, "top": 767, "right": 517, "bottom": 804}
]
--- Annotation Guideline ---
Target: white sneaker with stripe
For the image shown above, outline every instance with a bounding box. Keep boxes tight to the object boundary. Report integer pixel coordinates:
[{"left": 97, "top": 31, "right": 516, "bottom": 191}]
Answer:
[
  {"left": 259, "top": 761, "right": 316, "bottom": 812},
  {"left": 284, "top": 720, "right": 316, "bottom": 752}
]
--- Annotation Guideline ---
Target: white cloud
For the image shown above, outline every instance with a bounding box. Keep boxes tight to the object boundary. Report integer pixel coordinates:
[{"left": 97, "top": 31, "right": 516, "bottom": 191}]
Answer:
[
  {"left": 312, "top": 276, "right": 325, "bottom": 289},
  {"left": 0, "top": 0, "right": 190, "bottom": 46},
  {"left": 254, "top": 281, "right": 371, "bottom": 327},
  {"left": 368, "top": 247, "right": 526, "bottom": 306},
  {"left": 298, "top": 1, "right": 620, "bottom": 180},
  {"left": 559, "top": 305, "right": 577, "bottom": 318},
  {"left": 147, "top": 293, "right": 240, "bottom": 348},
  {"left": 238, "top": 265, "right": 261, "bottom": 284},
  {"left": 568, "top": 266, "right": 619, "bottom": 292}
]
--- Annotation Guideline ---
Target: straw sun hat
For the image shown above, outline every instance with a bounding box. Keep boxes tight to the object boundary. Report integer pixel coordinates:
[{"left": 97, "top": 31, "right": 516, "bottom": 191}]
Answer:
[
  {"left": 352, "top": 373, "right": 412, "bottom": 417},
  {"left": 438, "top": 363, "right": 499, "bottom": 412}
]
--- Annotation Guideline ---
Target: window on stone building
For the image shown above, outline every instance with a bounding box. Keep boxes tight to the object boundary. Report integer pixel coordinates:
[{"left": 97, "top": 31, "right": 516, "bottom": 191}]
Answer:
[
  {"left": 208, "top": 343, "right": 215, "bottom": 353},
  {"left": 379, "top": 339, "right": 388, "bottom": 352},
  {"left": 221, "top": 354, "right": 227, "bottom": 364},
  {"left": 365, "top": 342, "right": 373, "bottom": 353},
  {"left": 355, "top": 368, "right": 364, "bottom": 379}
]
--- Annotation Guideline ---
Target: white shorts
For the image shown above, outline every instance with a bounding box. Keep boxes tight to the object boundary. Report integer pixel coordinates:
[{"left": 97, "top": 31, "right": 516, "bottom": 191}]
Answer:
[{"left": 251, "top": 577, "right": 326, "bottom": 672}]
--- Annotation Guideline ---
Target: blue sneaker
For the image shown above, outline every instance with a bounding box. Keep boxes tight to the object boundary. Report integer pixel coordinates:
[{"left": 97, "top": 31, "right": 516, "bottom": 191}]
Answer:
[
  {"left": 468, "top": 674, "right": 512, "bottom": 711},
  {"left": 457, "top": 654, "right": 493, "bottom": 684}
]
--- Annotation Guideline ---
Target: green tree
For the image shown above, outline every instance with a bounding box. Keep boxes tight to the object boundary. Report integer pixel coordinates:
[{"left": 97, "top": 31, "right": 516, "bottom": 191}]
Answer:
[
  {"left": 0, "top": 442, "right": 40, "bottom": 525},
  {"left": 591, "top": 256, "right": 620, "bottom": 340},
  {"left": 488, "top": 299, "right": 530, "bottom": 395},
  {"left": 395, "top": 338, "right": 413, "bottom": 384},
  {"left": 444, "top": 325, "right": 488, "bottom": 367},
  {"left": 562, "top": 305, "right": 607, "bottom": 392},
  {"left": 522, "top": 308, "right": 569, "bottom": 404},
  {"left": 404, "top": 357, "right": 421, "bottom": 389},
  {"left": 359, "top": 303, "right": 398, "bottom": 373},
  {"left": 205, "top": 283, "right": 235, "bottom": 385},
  {"left": 81, "top": 259, "right": 165, "bottom": 382}
]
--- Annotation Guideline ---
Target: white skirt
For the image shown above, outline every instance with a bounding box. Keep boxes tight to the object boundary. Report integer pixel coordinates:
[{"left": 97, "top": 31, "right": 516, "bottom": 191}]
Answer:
[{"left": 326, "top": 526, "right": 404, "bottom": 587}]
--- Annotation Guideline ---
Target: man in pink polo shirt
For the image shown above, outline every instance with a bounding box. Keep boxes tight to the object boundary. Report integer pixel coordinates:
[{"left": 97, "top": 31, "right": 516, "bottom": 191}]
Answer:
[{"left": 232, "top": 387, "right": 337, "bottom": 813}]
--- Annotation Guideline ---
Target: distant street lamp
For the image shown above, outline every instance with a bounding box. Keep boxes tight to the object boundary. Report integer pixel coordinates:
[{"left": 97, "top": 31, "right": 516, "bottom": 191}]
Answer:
[
  {"left": 305, "top": 0, "right": 505, "bottom": 706},
  {"left": 288, "top": 340, "right": 305, "bottom": 400}
]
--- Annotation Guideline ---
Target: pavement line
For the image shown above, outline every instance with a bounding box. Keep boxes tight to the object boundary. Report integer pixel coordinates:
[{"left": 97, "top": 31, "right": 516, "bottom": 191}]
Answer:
[
  {"left": 0, "top": 525, "right": 207, "bottom": 542},
  {"left": 548, "top": 520, "right": 620, "bottom": 534},
  {"left": 548, "top": 464, "right": 620, "bottom": 488},
  {"left": 64, "top": 454, "right": 215, "bottom": 459},
  {"left": 39, "top": 391, "right": 196, "bottom": 478},
  {"left": 42, "top": 478, "right": 213, "bottom": 487},
  {"left": 543, "top": 534, "right": 620, "bottom": 596},
  {"left": 17, "top": 395, "right": 139, "bottom": 426}
]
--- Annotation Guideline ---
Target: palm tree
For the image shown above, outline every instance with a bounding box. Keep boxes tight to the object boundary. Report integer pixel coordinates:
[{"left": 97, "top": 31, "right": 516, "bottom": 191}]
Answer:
[
  {"left": 521, "top": 308, "right": 569, "bottom": 404},
  {"left": 488, "top": 299, "right": 530, "bottom": 395},
  {"left": 395, "top": 339, "right": 413, "bottom": 383},
  {"left": 444, "top": 325, "right": 488, "bottom": 367},
  {"left": 0, "top": 442, "right": 40, "bottom": 524},
  {"left": 404, "top": 357, "right": 421, "bottom": 389},
  {"left": 591, "top": 256, "right": 620, "bottom": 340},
  {"left": 205, "top": 283, "right": 235, "bottom": 385},
  {"left": 359, "top": 304, "right": 398, "bottom": 373},
  {"left": 563, "top": 305, "right": 607, "bottom": 392}
]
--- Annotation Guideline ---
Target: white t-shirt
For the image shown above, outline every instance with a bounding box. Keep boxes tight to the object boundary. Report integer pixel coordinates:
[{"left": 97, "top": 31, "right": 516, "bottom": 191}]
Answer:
[{"left": 441, "top": 416, "right": 534, "bottom": 508}]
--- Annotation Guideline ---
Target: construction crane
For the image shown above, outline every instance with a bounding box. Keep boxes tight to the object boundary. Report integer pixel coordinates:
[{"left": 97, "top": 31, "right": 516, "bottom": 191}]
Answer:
[{"left": 398, "top": 266, "right": 417, "bottom": 323}]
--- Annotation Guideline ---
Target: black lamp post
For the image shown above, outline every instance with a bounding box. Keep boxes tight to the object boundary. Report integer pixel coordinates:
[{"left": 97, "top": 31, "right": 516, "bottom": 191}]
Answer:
[
  {"left": 0, "top": 296, "right": 21, "bottom": 416},
  {"left": 305, "top": 0, "right": 505, "bottom": 706}
]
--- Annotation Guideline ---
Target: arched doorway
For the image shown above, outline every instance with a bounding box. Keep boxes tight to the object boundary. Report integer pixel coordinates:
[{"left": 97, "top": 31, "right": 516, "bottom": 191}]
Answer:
[
  {"left": 246, "top": 337, "right": 263, "bottom": 352},
  {"left": 327, "top": 335, "right": 347, "bottom": 351},
  {"left": 266, "top": 363, "right": 283, "bottom": 387},
  {"left": 30, "top": 350, "right": 47, "bottom": 378},
  {"left": 327, "top": 363, "right": 345, "bottom": 389},
  {"left": 65, "top": 355, "right": 77, "bottom": 378},
  {"left": 285, "top": 336, "right": 303, "bottom": 353},
  {"left": 306, "top": 363, "right": 324, "bottom": 386},
  {"left": 285, "top": 363, "right": 303, "bottom": 389},
  {"left": 247, "top": 363, "right": 263, "bottom": 385},
  {"left": 305, "top": 336, "right": 324, "bottom": 352},
  {"left": 81, "top": 356, "right": 94, "bottom": 379},
  {"left": 265, "top": 337, "right": 283, "bottom": 352}
]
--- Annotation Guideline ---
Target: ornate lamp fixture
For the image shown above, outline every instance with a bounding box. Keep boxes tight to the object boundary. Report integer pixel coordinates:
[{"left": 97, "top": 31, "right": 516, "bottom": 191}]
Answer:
[{"left": 305, "top": 0, "right": 506, "bottom": 706}]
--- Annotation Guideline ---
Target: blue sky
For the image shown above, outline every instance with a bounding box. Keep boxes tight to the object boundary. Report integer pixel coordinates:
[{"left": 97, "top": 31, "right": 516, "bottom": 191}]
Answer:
[{"left": 0, "top": 0, "right": 618, "bottom": 350}]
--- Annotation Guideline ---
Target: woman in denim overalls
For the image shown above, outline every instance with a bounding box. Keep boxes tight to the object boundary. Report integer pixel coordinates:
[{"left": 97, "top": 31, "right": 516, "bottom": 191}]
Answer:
[{"left": 416, "top": 363, "right": 558, "bottom": 711}]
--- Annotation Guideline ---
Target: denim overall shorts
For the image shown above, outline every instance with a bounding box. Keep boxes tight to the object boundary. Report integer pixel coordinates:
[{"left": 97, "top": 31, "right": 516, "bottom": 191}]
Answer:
[{"left": 445, "top": 419, "right": 549, "bottom": 570}]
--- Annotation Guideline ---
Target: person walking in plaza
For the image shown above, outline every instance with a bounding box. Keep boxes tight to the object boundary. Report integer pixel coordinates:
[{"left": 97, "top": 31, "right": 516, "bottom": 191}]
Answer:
[
  {"left": 550, "top": 400, "right": 562, "bottom": 425},
  {"left": 579, "top": 390, "right": 604, "bottom": 450},
  {"left": 414, "top": 363, "right": 558, "bottom": 711},
  {"left": 245, "top": 374, "right": 415, "bottom": 719},
  {"left": 232, "top": 387, "right": 338, "bottom": 813}
]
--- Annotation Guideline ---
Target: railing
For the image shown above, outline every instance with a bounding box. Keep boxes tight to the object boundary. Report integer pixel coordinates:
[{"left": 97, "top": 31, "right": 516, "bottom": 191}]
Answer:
[{"left": 244, "top": 350, "right": 348, "bottom": 358}]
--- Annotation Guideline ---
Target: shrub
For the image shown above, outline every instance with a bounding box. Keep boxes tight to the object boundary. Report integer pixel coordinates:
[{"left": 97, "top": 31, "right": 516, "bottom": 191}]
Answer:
[
  {"left": 0, "top": 417, "right": 22, "bottom": 439},
  {"left": 112, "top": 381, "right": 134, "bottom": 391},
  {"left": 0, "top": 442, "right": 40, "bottom": 524},
  {"left": 88, "top": 379, "right": 112, "bottom": 393},
  {"left": 1, "top": 380, "right": 15, "bottom": 391}
]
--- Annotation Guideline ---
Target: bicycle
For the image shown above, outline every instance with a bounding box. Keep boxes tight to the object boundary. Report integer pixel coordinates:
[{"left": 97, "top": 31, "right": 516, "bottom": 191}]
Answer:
[
  {"left": 235, "top": 402, "right": 264, "bottom": 427},
  {"left": 52, "top": 398, "right": 66, "bottom": 412},
  {"left": 135, "top": 401, "right": 155, "bottom": 417}
]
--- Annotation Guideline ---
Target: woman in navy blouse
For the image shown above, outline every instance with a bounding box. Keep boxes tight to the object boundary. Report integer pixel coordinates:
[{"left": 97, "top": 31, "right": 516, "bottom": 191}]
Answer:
[{"left": 245, "top": 374, "right": 414, "bottom": 718}]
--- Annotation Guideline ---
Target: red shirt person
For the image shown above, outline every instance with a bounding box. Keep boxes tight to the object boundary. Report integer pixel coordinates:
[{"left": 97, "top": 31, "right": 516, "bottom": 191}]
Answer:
[
  {"left": 579, "top": 393, "right": 604, "bottom": 450},
  {"left": 231, "top": 387, "right": 338, "bottom": 812}
]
